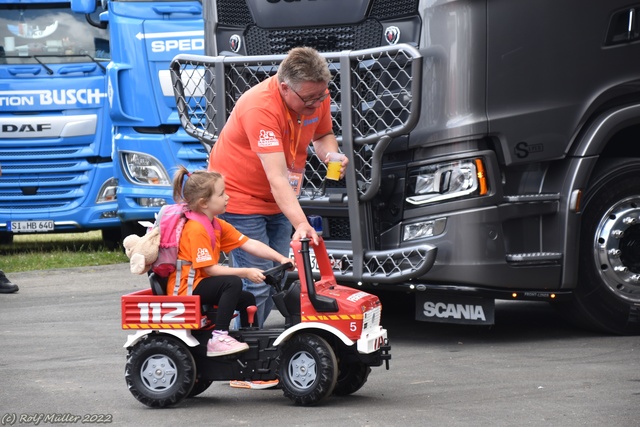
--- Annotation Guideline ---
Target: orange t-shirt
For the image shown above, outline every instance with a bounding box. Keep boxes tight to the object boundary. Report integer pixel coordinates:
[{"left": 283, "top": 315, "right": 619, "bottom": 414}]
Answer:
[
  {"left": 166, "top": 217, "right": 249, "bottom": 296},
  {"left": 208, "top": 75, "right": 333, "bottom": 215}
]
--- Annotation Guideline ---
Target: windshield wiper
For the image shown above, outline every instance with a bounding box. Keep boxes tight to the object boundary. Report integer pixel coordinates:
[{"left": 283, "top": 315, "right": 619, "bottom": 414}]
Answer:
[
  {"left": 2, "top": 54, "right": 107, "bottom": 73},
  {"left": 32, "top": 55, "right": 54, "bottom": 75},
  {"left": 73, "top": 54, "right": 107, "bottom": 73},
  {"left": 32, "top": 54, "right": 107, "bottom": 73}
]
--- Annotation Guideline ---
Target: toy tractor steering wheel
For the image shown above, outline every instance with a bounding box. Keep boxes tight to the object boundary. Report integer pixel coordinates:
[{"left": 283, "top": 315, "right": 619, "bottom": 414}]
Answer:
[{"left": 263, "top": 262, "right": 293, "bottom": 291}]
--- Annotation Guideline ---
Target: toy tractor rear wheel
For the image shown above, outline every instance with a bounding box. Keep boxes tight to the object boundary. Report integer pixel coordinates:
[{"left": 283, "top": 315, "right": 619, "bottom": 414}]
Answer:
[
  {"left": 333, "top": 361, "right": 371, "bottom": 396},
  {"left": 125, "top": 334, "right": 196, "bottom": 408},
  {"left": 279, "top": 333, "right": 338, "bottom": 405}
]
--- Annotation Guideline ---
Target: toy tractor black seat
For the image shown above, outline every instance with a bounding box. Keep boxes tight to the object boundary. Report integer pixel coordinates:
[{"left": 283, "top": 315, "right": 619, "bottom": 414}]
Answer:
[
  {"left": 272, "top": 280, "right": 301, "bottom": 326},
  {"left": 148, "top": 272, "right": 167, "bottom": 296}
]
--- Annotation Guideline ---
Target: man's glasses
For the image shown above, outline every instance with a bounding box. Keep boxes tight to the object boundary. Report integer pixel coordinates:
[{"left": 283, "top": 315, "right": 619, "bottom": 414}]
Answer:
[{"left": 289, "top": 85, "right": 329, "bottom": 106}]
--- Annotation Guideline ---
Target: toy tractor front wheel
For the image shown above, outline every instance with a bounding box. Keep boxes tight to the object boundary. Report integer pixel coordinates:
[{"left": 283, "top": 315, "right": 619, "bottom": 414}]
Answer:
[
  {"left": 125, "top": 334, "right": 196, "bottom": 408},
  {"left": 279, "top": 333, "right": 338, "bottom": 405},
  {"left": 333, "top": 361, "right": 371, "bottom": 396}
]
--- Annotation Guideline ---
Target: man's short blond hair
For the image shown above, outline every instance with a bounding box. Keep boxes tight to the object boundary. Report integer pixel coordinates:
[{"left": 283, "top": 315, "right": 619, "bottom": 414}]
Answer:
[{"left": 277, "top": 47, "right": 331, "bottom": 87}]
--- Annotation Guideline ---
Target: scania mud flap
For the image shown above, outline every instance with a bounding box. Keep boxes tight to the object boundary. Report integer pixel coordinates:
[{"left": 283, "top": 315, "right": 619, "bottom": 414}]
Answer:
[{"left": 415, "top": 293, "right": 495, "bottom": 325}]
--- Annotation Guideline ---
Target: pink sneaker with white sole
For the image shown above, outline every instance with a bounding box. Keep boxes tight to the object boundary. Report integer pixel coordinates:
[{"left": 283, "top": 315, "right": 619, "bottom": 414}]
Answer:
[{"left": 206, "top": 333, "right": 249, "bottom": 357}]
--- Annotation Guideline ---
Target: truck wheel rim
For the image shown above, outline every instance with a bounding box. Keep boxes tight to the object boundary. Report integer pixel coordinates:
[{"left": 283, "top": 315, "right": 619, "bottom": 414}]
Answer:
[
  {"left": 287, "top": 350, "right": 317, "bottom": 389},
  {"left": 594, "top": 196, "right": 640, "bottom": 302},
  {"left": 140, "top": 354, "right": 178, "bottom": 391}
]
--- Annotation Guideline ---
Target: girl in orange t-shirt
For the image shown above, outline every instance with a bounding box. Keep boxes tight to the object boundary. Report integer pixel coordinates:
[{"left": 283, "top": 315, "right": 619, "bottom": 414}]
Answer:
[{"left": 169, "top": 166, "right": 292, "bottom": 357}]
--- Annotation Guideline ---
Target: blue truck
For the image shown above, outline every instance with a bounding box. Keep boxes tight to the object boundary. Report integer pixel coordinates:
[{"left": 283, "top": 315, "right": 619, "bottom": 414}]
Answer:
[
  {"left": 0, "top": 0, "right": 120, "bottom": 246},
  {"left": 72, "top": 0, "right": 207, "bottom": 237}
]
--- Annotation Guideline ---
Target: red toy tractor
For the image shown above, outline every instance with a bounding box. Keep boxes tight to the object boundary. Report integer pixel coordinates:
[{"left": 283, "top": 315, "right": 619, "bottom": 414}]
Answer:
[{"left": 121, "top": 237, "right": 391, "bottom": 407}]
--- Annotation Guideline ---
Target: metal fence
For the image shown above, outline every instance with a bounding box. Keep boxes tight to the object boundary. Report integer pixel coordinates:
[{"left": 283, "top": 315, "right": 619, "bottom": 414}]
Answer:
[
  {"left": 170, "top": 44, "right": 422, "bottom": 202},
  {"left": 170, "top": 44, "right": 435, "bottom": 283}
]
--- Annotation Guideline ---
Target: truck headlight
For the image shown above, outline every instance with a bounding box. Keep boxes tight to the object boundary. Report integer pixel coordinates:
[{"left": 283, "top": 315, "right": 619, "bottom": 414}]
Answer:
[
  {"left": 121, "top": 152, "right": 171, "bottom": 186},
  {"left": 96, "top": 177, "right": 117, "bottom": 203},
  {"left": 406, "top": 158, "right": 487, "bottom": 205}
]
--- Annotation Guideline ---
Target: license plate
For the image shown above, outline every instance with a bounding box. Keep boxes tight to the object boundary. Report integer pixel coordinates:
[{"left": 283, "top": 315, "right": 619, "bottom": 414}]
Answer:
[
  {"left": 415, "top": 293, "right": 495, "bottom": 325},
  {"left": 288, "top": 248, "right": 320, "bottom": 273},
  {"left": 9, "top": 220, "right": 54, "bottom": 233}
]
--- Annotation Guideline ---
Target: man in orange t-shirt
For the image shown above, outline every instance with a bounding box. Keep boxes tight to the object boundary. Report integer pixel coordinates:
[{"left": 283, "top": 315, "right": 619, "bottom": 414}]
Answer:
[{"left": 208, "top": 47, "right": 349, "bottom": 328}]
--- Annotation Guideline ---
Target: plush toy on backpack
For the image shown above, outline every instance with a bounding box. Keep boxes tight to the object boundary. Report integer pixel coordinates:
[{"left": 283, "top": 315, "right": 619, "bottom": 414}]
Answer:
[
  {"left": 123, "top": 203, "right": 220, "bottom": 281},
  {"left": 123, "top": 228, "right": 160, "bottom": 275}
]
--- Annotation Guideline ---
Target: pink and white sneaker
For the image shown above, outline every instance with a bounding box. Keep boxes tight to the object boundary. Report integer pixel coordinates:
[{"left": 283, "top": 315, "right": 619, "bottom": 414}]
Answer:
[{"left": 206, "top": 332, "right": 249, "bottom": 357}]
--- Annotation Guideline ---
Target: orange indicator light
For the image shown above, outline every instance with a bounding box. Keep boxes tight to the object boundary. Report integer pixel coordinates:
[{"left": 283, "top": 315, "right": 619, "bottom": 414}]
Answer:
[{"left": 474, "top": 159, "right": 488, "bottom": 195}]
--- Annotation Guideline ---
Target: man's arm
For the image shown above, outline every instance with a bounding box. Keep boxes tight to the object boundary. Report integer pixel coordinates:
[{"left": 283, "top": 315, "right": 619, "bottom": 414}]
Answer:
[
  {"left": 312, "top": 133, "right": 349, "bottom": 179},
  {"left": 257, "top": 151, "right": 319, "bottom": 243}
]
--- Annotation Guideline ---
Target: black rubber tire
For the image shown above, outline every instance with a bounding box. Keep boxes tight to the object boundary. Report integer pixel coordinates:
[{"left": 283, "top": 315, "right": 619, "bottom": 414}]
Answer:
[
  {"left": 121, "top": 220, "right": 147, "bottom": 239},
  {"left": 563, "top": 158, "right": 640, "bottom": 335},
  {"left": 278, "top": 333, "right": 338, "bottom": 406},
  {"left": 187, "top": 375, "right": 213, "bottom": 398},
  {"left": 119, "top": 221, "right": 148, "bottom": 254},
  {"left": 332, "top": 361, "right": 371, "bottom": 396},
  {"left": 125, "top": 335, "right": 196, "bottom": 407},
  {"left": 0, "top": 232, "right": 13, "bottom": 245},
  {"left": 101, "top": 227, "right": 122, "bottom": 250}
]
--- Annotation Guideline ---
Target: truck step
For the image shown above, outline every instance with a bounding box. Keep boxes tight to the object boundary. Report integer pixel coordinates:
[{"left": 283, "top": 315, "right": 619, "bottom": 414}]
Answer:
[
  {"left": 503, "top": 193, "right": 560, "bottom": 203},
  {"left": 505, "top": 252, "right": 562, "bottom": 265},
  {"left": 499, "top": 193, "right": 560, "bottom": 220}
]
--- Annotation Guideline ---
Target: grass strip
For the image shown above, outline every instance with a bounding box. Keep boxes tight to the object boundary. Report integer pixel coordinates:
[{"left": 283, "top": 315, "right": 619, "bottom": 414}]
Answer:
[{"left": 0, "top": 231, "right": 129, "bottom": 273}]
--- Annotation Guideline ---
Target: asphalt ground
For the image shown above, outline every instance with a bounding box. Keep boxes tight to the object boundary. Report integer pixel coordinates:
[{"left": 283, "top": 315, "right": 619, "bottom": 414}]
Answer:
[{"left": 0, "top": 263, "right": 638, "bottom": 426}]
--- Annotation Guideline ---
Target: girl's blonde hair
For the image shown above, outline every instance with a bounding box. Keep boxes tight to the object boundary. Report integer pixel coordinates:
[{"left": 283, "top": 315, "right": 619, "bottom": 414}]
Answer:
[{"left": 172, "top": 165, "right": 223, "bottom": 212}]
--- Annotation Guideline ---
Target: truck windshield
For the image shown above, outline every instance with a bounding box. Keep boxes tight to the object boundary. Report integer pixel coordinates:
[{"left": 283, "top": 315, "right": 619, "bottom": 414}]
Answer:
[{"left": 0, "top": 3, "right": 109, "bottom": 64}]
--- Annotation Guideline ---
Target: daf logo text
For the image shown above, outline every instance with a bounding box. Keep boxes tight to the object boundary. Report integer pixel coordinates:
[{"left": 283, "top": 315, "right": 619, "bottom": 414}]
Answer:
[{"left": 2, "top": 123, "right": 51, "bottom": 133}]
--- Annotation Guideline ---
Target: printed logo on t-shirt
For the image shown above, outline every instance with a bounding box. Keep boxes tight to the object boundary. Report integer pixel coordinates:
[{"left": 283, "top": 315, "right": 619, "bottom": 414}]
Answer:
[
  {"left": 258, "top": 129, "right": 279, "bottom": 147},
  {"left": 196, "top": 247, "right": 212, "bottom": 263}
]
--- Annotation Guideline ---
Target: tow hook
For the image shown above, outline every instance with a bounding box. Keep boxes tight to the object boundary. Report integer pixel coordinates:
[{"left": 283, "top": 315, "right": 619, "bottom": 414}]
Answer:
[{"left": 380, "top": 338, "right": 391, "bottom": 370}]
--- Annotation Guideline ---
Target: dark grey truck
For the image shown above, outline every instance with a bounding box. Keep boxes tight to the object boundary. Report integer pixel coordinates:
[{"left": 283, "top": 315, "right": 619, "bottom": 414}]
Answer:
[{"left": 170, "top": 0, "right": 640, "bottom": 335}]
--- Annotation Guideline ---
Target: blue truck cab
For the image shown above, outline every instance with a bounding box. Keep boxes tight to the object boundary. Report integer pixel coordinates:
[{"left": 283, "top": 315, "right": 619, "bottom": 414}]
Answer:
[
  {"left": 0, "top": 0, "right": 119, "bottom": 246},
  {"left": 78, "top": 0, "right": 207, "bottom": 236}
]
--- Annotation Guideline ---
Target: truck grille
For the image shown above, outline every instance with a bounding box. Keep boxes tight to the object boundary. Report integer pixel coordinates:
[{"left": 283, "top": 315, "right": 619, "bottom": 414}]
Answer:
[
  {"left": 216, "top": 0, "right": 254, "bottom": 27},
  {"left": 326, "top": 217, "right": 351, "bottom": 241},
  {"left": 370, "top": 0, "right": 418, "bottom": 19},
  {"left": 216, "top": 0, "right": 419, "bottom": 55},
  {"left": 244, "top": 20, "right": 382, "bottom": 55},
  {"left": 0, "top": 146, "right": 96, "bottom": 211},
  {"left": 362, "top": 306, "right": 381, "bottom": 334}
]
